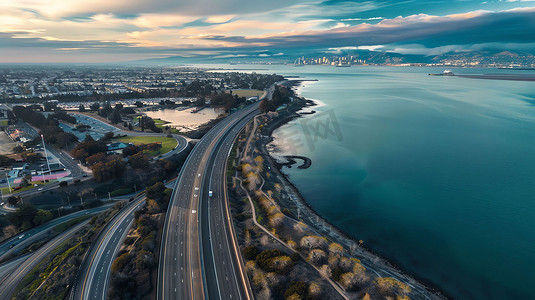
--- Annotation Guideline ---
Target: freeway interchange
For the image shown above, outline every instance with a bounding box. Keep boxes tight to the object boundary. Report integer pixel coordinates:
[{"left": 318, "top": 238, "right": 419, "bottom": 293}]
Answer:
[{"left": 0, "top": 97, "right": 265, "bottom": 300}]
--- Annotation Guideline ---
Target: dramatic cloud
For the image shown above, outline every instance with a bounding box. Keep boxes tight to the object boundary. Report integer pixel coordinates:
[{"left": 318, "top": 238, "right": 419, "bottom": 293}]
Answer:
[
  {"left": 0, "top": 0, "right": 534, "bottom": 62},
  {"left": 203, "top": 7, "right": 535, "bottom": 50},
  {"left": 1, "top": 0, "right": 308, "bottom": 18}
]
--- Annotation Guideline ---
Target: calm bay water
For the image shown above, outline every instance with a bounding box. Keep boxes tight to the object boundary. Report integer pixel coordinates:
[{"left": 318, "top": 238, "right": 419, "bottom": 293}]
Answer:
[{"left": 206, "top": 64, "right": 535, "bottom": 299}]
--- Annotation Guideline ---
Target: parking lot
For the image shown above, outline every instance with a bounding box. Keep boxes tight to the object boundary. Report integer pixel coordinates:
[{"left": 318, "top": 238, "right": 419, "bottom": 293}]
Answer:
[
  {"left": 59, "top": 114, "right": 122, "bottom": 141},
  {"left": 0, "top": 131, "right": 17, "bottom": 155}
]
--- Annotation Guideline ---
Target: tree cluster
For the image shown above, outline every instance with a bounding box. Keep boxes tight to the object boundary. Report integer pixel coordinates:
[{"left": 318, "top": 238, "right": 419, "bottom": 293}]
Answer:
[
  {"left": 50, "top": 111, "right": 77, "bottom": 124},
  {"left": 8, "top": 204, "right": 53, "bottom": 231},
  {"left": 259, "top": 85, "right": 292, "bottom": 113},
  {"left": 108, "top": 182, "right": 171, "bottom": 299},
  {"left": 209, "top": 92, "right": 246, "bottom": 111},
  {"left": 91, "top": 157, "right": 127, "bottom": 182},
  {"left": 139, "top": 116, "right": 160, "bottom": 133},
  {"left": 71, "top": 140, "right": 108, "bottom": 163},
  {"left": 0, "top": 155, "right": 14, "bottom": 167},
  {"left": 12, "top": 105, "right": 78, "bottom": 148},
  {"left": 254, "top": 249, "right": 294, "bottom": 275}
]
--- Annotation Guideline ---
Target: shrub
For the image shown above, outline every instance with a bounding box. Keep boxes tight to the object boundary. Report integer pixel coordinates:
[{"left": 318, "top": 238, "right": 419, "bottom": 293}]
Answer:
[
  {"left": 374, "top": 277, "right": 411, "bottom": 298},
  {"left": 284, "top": 281, "right": 307, "bottom": 300},
  {"left": 111, "top": 253, "right": 131, "bottom": 272},
  {"left": 243, "top": 246, "right": 259, "bottom": 260},
  {"left": 307, "top": 249, "right": 327, "bottom": 265},
  {"left": 255, "top": 249, "right": 293, "bottom": 274}
]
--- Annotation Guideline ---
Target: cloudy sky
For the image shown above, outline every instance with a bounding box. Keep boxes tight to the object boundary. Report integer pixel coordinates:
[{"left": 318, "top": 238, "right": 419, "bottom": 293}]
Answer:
[{"left": 1, "top": 0, "right": 534, "bottom": 62}]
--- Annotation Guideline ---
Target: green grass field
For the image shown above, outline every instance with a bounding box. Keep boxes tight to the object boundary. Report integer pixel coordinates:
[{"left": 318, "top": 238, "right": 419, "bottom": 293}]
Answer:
[
  {"left": 114, "top": 135, "right": 178, "bottom": 156},
  {"left": 1, "top": 180, "right": 55, "bottom": 195},
  {"left": 153, "top": 119, "right": 167, "bottom": 124},
  {"left": 229, "top": 89, "right": 264, "bottom": 98}
]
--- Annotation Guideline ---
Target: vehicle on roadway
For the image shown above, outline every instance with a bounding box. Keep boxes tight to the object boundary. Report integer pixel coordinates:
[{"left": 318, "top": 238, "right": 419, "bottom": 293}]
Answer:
[{"left": 209, "top": 190, "right": 213, "bottom": 197}]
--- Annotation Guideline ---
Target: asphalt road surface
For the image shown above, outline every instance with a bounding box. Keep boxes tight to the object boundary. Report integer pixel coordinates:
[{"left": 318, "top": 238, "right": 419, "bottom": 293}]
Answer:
[
  {"left": 0, "top": 254, "right": 30, "bottom": 283},
  {"left": 0, "top": 204, "right": 113, "bottom": 262},
  {"left": 158, "top": 102, "right": 260, "bottom": 300},
  {"left": 0, "top": 220, "right": 90, "bottom": 300},
  {"left": 73, "top": 196, "right": 146, "bottom": 300},
  {"left": 200, "top": 106, "right": 258, "bottom": 300}
]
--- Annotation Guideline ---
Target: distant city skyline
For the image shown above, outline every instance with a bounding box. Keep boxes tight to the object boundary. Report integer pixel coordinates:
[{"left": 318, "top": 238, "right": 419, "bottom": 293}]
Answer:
[{"left": 1, "top": 0, "right": 534, "bottom": 63}]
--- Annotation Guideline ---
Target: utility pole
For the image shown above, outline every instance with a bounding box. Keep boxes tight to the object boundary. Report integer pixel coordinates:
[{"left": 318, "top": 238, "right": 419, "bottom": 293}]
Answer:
[
  {"left": 5, "top": 174, "right": 12, "bottom": 193},
  {"left": 41, "top": 134, "right": 51, "bottom": 179}
]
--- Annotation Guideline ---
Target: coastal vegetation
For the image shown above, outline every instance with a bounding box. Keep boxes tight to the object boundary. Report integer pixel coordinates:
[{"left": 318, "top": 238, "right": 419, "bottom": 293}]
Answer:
[{"left": 228, "top": 86, "right": 418, "bottom": 300}]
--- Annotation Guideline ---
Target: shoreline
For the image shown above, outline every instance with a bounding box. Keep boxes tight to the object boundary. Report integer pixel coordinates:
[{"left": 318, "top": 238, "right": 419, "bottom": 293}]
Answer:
[{"left": 259, "top": 80, "right": 448, "bottom": 299}]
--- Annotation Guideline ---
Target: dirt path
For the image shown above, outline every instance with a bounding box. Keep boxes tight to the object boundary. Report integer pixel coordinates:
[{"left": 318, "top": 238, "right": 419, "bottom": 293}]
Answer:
[{"left": 235, "top": 177, "right": 350, "bottom": 300}]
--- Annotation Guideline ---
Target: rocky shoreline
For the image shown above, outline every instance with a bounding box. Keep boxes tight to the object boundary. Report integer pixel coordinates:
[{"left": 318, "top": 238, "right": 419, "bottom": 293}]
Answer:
[
  {"left": 275, "top": 155, "right": 312, "bottom": 169},
  {"left": 258, "top": 81, "right": 448, "bottom": 300}
]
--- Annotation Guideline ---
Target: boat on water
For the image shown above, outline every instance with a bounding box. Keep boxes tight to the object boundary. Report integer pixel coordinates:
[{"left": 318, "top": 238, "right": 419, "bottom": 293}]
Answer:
[
  {"left": 336, "top": 62, "right": 351, "bottom": 67},
  {"left": 428, "top": 69, "right": 455, "bottom": 76}
]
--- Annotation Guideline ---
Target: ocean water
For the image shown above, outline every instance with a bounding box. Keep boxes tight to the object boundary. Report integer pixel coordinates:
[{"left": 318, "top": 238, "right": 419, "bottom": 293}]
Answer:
[{"left": 204, "top": 64, "right": 535, "bottom": 299}]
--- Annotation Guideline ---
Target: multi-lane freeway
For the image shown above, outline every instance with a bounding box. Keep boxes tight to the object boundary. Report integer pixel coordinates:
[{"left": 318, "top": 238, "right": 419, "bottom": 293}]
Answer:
[
  {"left": 200, "top": 105, "right": 257, "bottom": 300},
  {"left": 158, "top": 102, "right": 261, "bottom": 299},
  {"left": 0, "top": 204, "right": 113, "bottom": 262},
  {"left": 1, "top": 92, "right": 270, "bottom": 299},
  {"left": 0, "top": 219, "right": 91, "bottom": 300},
  {"left": 73, "top": 195, "right": 146, "bottom": 300}
]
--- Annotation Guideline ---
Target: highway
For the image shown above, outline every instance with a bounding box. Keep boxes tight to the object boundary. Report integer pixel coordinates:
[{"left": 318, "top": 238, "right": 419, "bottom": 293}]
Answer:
[
  {"left": 72, "top": 195, "right": 146, "bottom": 300},
  {"left": 0, "top": 254, "right": 30, "bottom": 283},
  {"left": 0, "top": 219, "right": 90, "bottom": 300},
  {"left": 158, "top": 102, "right": 260, "bottom": 300},
  {"left": 0, "top": 204, "right": 113, "bottom": 262},
  {"left": 200, "top": 106, "right": 257, "bottom": 300}
]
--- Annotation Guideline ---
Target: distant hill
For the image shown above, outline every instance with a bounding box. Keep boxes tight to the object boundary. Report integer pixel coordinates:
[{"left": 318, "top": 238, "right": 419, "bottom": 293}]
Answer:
[
  {"left": 429, "top": 50, "right": 535, "bottom": 66},
  {"left": 131, "top": 49, "right": 535, "bottom": 67}
]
